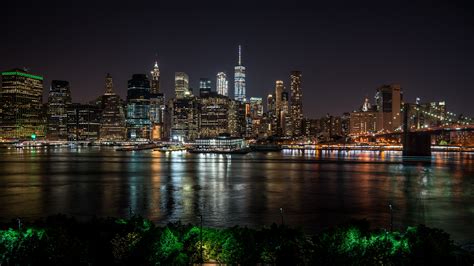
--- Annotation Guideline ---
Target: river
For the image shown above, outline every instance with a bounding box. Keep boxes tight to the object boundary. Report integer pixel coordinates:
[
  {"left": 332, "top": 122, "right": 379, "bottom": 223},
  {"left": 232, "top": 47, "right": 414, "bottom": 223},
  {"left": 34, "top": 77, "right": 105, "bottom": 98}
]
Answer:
[{"left": 0, "top": 147, "right": 472, "bottom": 244}]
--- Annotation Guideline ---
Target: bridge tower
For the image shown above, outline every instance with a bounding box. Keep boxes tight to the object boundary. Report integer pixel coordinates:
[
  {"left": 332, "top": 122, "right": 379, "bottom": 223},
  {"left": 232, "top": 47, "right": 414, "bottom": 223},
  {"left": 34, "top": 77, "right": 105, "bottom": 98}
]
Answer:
[{"left": 402, "top": 103, "right": 431, "bottom": 156}]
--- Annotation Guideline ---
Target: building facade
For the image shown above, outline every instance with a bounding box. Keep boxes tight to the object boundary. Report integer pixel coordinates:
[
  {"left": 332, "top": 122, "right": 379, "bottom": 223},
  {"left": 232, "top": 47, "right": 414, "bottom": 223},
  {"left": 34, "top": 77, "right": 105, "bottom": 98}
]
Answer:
[
  {"left": 0, "top": 69, "right": 45, "bottom": 139},
  {"left": 47, "top": 80, "right": 72, "bottom": 140},
  {"left": 100, "top": 74, "right": 126, "bottom": 141},
  {"left": 234, "top": 45, "right": 246, "bottom": 102},
  {"left": 175, "top": 72, "right": 190, "bottom": 99},
  {"left": 150, "top": 62, "right": 165, "bottom": 141},
  {"left": 198, "top": 94, "right": 230, "bottom": 138},
  {"left": 170, "top": 98, "right": 199, "bottom": 142},
  {"left": 67, "top": 103, "right": 101, "bottom": 141},
  {"left": 126, "top": 74, "right": 151, "bottom": 140},
  {"left": 375, "top": 84, "right": 402, "bottom": 132},
  {"left": 290, "top": 71, "right": 303, "bottom": 136},
  {"left": 216, "top": 72, "right": 228, "bottom": 97},
  {"left": 199, "top": 78, "right": 212, "bottom": 97}
]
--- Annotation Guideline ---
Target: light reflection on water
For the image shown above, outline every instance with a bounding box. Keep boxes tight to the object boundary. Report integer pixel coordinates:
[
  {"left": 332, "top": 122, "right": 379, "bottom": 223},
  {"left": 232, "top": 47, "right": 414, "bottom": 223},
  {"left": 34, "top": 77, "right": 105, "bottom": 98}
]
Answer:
[{"left": 0, "top": 147, "right": 473, "bottom": 244}]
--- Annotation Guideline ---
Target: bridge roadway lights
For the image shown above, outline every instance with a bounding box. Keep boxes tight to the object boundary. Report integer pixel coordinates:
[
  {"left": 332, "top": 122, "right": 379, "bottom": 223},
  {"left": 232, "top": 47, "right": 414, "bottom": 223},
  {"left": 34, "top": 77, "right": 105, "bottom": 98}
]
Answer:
[{"left": 402, "top": 132, "right": 432, "bottom": 157}]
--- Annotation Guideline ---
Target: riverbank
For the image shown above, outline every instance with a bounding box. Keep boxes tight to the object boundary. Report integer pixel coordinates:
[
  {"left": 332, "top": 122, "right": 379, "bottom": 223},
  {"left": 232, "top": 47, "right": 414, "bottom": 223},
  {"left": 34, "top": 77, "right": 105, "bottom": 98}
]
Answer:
[{"left": 0, "top": 215, "right": 472, "bottom": 265}]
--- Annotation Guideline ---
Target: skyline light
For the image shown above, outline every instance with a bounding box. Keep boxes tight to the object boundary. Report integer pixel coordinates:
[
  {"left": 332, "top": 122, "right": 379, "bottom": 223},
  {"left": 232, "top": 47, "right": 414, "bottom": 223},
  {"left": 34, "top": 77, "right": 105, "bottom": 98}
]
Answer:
[{"left": 0, "top": 1, "right": 473, "bottom": 118}]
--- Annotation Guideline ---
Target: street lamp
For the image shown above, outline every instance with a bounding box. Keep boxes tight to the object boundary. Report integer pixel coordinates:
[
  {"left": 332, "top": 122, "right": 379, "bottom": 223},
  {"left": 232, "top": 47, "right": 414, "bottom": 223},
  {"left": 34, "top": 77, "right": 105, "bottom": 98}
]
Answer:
[
  {"left": 388, "top": 203, "right": 393, "bottom": 231},
  {"left": 197, "top": 214, "right": 203, "bottom": 264},
  {"left": 280, "top": 208, "right": 284, "bottom": 225}
]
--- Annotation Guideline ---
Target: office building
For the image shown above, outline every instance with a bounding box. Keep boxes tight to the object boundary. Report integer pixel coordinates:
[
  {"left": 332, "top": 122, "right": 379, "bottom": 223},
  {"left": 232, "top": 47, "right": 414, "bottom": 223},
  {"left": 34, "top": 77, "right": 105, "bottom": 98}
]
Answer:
[
  {"left": 198, "top": 94, "right": 230, "bottom": 137},
  {"left": 47, "top": 80, "right": 72, "bottom": 140},
  {"left": 175, "top": 72, "right": 190, "bottom": 99},
  {"left": 0, "top": 69, "right": 45, "bottom": 139},
  {"left": 100, "top": 74, "right": 126, "bottom": 141},
  {"left": 67, "top": 103, "right": 101, "bottom": 141},
  {"left": 126, "top": 74, "right": 151, "bottom": 140},
  {"left": 216, "top": 72, "right": 228, "bottom": 96},
  {"left": 199, "top": 78, "right": 212, "bottom": 97},
  {"left": 150, "top": 62, "right": 165, "bottom": 140},
  {"left": 234, "top": 45, "right": 246, "bottom": 102},
  {"left": 170, "top": 98, "right": 198, "bottom": 142},
  {"left": 375, "top": 84, "right": 402, "bottom": 132}
]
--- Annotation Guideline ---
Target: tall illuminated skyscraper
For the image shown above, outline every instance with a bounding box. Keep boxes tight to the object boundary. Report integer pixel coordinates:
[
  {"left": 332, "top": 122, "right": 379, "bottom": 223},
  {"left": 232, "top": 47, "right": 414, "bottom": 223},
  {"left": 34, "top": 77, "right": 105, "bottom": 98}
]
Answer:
[
  {"left": 199, "top": 78, "right": 212, "bottom": 97},
  {"left": 47, "top": 80, "right": 72, "bottom": 140},
  {"left": 175, "top": 72, "right": 190, "bottom": 99},
  {"left": 100, "top": 73, "right": 126, "bottom": 141},
  {"left": 150, "top": 61, "right": 160, "bottom": 94},
  {"left": 290, "top": 71, "right": 303, "bottom": 136},
  {"left": 0, "top": 69, "right": 45, "bottom": 139},
  {"left": 126, "top": 74, "right": 151, "bottom": 140},
  {"left": 149, "top": 61, "right": 165, "bottom": 140},
  {"left": 234, "top": 45, "right": 246, "bottom": 102},
  {"left": 375, "top": 84, "right": 402, "bottom": 132},
  {"left": 275, "top": 80, "right": 284, "bottom": 112},
  {"left": 216, "top": 72, "right": 228, "bottom": 96}
]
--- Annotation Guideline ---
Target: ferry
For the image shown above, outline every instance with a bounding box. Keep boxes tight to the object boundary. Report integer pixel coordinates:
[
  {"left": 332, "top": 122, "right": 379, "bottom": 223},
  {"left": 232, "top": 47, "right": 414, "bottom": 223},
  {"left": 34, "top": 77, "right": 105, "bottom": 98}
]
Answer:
[
  {"left": 116, "top": 143, "right": 157, "bottom": 151},
  {"left": 187, "top": 134, "right": 250, "bottom": 154}
]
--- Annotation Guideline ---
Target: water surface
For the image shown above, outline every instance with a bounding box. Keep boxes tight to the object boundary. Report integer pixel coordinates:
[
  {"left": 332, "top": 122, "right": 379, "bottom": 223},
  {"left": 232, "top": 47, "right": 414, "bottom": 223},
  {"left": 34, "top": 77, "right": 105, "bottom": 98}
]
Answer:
[{"left": 0, "top": 147, "right": 473, "bottom": 244}]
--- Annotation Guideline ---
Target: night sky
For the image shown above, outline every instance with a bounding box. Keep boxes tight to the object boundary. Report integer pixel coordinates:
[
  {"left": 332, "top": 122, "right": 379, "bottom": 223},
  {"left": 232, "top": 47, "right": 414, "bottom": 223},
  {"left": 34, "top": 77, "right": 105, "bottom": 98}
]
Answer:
[{"left": 1, "top": 0, "right": 473, "bottom": 117}]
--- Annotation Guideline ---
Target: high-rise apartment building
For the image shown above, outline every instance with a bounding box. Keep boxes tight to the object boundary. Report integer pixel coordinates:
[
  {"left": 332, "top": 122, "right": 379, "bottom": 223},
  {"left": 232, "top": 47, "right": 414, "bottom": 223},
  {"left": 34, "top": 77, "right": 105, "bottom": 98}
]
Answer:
[
  {"left": 281, "top": 91, "right": 292, "bottom": 137},
  {"left": 0, "top": 69, "right": 45, "bottom": 139},
  {"left": 216, "top": 72, "right": 228, "bottom": 96},
  {"left": 290, "top": 71, "right": 303, "bottom": 136},
  {"left": 234, "top": 45, "right": 246, "bottom": 102},
  {"left": 274, "top": 80, "right": 284, "bottom": 135},
  {"left": 47, "top": 80, "right": 72, "bottom": 140},
  {"left": 275, "top": 80, "right": 284, "bottom": 113}
]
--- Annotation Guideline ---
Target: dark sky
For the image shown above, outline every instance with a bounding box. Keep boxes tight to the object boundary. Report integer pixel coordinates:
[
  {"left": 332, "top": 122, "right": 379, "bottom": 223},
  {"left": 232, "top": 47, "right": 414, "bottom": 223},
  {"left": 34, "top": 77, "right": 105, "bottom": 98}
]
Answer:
[{"left": 1, "top": 0, "right": 473, "bottom": 118}]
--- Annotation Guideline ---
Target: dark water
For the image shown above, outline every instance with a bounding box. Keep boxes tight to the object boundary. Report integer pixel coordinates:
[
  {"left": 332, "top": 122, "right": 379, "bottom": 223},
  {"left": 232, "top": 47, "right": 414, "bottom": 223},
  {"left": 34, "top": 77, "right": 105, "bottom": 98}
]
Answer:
[{"left": 0, "top": 147, "right": 473, "bottom": 244}]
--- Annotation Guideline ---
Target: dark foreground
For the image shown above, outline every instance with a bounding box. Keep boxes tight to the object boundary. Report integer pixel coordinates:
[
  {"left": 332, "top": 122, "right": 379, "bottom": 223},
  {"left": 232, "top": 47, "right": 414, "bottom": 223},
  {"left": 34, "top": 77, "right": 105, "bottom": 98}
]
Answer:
[{"left": 0, "top": 215, "right": 472, "bottom": 265}]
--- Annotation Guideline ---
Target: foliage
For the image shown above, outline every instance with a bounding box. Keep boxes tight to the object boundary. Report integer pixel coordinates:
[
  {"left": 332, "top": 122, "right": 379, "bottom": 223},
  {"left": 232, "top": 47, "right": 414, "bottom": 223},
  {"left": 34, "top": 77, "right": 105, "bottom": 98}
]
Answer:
[{"left": 0, "top": 215, "right": 472, "bottom": 265}]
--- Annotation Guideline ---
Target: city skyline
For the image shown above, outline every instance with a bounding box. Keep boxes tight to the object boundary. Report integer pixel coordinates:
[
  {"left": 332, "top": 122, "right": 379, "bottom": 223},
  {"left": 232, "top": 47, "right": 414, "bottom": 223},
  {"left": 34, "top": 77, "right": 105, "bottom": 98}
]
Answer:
[{"left": 1, "top": 1, "right": 473, "bottom": 117}]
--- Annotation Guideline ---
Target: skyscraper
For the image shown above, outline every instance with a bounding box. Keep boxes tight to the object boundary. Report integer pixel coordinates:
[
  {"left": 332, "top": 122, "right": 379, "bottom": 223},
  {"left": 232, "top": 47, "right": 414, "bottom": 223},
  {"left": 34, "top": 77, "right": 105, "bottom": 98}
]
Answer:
[
  {"left": 170, "top": 98, "right": 198, "bottom": 142},
  {"left": 175, "top": 72, "right": 190, "bottom": 99},
  {"left": 281, "top": 91, "right": 292, "bottom": 136},
  {"left": 216, "top": 72, "right": 228, "bottom": 97},
  {"left": 47, "top": 80, "right": 72, "bottom": 140},
  {"left": 100, "top": 74, "right": 126, "bottom": 141},
  {"left": 290, "top": 71, "right": 303, "bottom": 136},
  {"left": 126, "top": 74, "right": 151, "bottom": 140},
  {"left": 199, "top": 78, "right": 212, "bottom": 97},
  {"left": 198, "top": 95, "right": 230, "bottom": 137},
  {"left": 249, "top": 97, "right": 263, "bottom": 137},
  {"left": 150, "top": 61, "right": 160, "bottom": 94},
  {"left": 275, "top": 80, "right": 284, "bottom": 113},
  {"left": 234, "top": 45, "right": 246, "bottom": 102},
  {"left": 375, "top": 84, "right": 402, "bottom": 132},
  {"left": 274, "top": 80, "right": 284, "bottom": 135},
  {"left": 67, "top": 103, "right": 101, "bottom": 141},
  {"left": 149, "top": 62, "right": 165, "bottom": 140},
  {"left": 0, "top": 69, "right": 45, "bottom": 139}
]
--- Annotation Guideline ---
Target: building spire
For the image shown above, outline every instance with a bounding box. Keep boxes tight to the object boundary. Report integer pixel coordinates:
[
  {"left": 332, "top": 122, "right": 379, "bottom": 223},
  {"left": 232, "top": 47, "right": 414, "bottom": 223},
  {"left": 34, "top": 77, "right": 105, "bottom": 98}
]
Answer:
[{"left": 238, "top": 45, "right": 242, "bottom": 66}]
